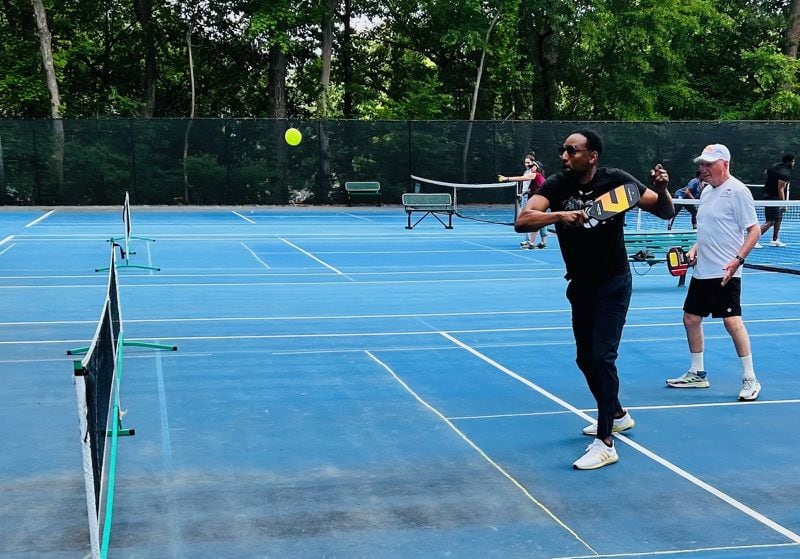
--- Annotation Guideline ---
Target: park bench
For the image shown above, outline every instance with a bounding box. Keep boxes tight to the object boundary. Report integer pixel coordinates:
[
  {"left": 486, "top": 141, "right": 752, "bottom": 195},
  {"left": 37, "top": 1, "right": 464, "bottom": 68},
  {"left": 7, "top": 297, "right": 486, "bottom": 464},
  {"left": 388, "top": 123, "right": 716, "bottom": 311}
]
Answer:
[
  {"left": 402, "top": 193, "right": 455, "bottom": 229},
  {"left": 625, "top": 229, "right": 697, "bottom": 286},
  {"left": 345, "top": 181, "right": 381, "bottom": 206}
]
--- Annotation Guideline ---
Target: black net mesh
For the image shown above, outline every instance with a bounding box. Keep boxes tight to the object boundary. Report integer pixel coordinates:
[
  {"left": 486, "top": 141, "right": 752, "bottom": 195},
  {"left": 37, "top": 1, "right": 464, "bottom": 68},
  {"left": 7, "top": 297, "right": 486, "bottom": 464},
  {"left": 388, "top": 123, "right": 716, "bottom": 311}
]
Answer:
[{"left": 77, "top": 248, "right": 123, "bottom": 512}]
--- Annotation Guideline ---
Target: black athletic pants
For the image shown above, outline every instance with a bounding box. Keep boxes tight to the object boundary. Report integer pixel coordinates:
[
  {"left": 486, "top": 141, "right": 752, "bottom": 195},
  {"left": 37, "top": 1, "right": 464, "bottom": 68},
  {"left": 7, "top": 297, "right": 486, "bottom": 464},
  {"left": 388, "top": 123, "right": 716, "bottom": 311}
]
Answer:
[{"left": 566, "top": 273, "right": 632, "bottom": 440}]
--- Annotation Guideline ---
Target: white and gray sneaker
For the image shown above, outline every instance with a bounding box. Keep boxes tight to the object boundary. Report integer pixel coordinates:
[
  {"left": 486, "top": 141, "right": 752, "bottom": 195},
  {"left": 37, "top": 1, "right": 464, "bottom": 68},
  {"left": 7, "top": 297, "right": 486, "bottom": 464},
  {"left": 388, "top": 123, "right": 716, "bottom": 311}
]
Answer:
[
  {"left": 738, "top": 378, "right": 762, "bottom": 401},
  {"left": 666, "top": 370, "right": 710, "bottom": 388},
  {"left": 573, "top": 439, "right": 618, "bottom": 470},
  {"left": 582, "top": 411, "right": 635, "bottom": 436}
]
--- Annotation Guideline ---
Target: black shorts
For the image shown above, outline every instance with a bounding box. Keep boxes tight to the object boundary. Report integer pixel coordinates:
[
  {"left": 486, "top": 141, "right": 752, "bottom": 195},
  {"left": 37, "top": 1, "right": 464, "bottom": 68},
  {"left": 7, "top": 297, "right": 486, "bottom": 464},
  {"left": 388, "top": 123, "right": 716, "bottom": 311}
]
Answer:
[
  {"left": 764, "top": 205, "right": 786, "bottom": 221},
  {"left": 683, "top": 277, "right": 742, "bottom": 318}
]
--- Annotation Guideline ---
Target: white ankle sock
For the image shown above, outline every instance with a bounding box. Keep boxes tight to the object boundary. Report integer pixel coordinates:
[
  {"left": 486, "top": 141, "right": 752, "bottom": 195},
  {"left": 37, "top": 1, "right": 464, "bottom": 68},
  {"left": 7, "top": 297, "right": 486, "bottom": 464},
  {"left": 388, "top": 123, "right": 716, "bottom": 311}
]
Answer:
[
  {"left": 690, "top": 352, "right": 704, "bottom": 373},
  {"left": 740, "top": 354, "right": 755, "bottom": 380}
]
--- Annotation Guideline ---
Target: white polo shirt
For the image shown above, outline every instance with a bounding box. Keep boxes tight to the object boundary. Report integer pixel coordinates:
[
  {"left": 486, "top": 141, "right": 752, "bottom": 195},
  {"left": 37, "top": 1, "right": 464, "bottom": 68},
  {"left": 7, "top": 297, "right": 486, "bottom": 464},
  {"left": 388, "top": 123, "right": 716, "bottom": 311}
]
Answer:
[{"left": 694, "top": 176, "right": 758, "bottom": 279}]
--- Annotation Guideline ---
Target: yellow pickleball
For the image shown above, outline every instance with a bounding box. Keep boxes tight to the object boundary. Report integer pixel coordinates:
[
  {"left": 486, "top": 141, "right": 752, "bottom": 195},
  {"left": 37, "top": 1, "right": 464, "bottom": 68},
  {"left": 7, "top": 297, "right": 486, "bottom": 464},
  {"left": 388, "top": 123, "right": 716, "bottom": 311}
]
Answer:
[{"left": 285, "top": 127, "right": 302, "bottom": 146}]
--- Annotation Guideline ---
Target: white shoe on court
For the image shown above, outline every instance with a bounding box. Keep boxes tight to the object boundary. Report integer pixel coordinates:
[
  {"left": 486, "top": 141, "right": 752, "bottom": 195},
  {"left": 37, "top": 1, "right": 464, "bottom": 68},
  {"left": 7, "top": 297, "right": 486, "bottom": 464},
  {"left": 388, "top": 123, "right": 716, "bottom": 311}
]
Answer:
[
  {"left": 738, "top": 378, "right": 762, "bottom": 401},
  {"left": 770, "top": 239, "right": 787, "bottom": 247},
  {"left": 573, "top": 439, "right": 618, "bottom": 470},
  {"left": 666, "top": 370, "right": 710, "bottom": 388},
  {"left": 582, "top": 411, "right": 635, "bottom": 436}
]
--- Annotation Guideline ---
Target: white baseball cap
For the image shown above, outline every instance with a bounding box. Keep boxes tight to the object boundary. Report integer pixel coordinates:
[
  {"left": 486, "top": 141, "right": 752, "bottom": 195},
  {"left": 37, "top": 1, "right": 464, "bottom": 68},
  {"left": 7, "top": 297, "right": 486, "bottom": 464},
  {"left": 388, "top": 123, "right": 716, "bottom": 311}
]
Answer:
[{"left": 693, "top": 144, "right": 731, "bottom": 164}]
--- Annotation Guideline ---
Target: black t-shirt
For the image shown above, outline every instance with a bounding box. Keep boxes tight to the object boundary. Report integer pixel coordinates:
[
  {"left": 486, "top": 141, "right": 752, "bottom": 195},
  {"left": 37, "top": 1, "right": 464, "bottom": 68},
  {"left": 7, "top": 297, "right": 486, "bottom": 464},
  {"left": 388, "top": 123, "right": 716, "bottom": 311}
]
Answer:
[
  {"left": 763, "top": 162, "right": 792, "bottom": 199},
  {"left": 539, "top": 167, "right": 647, "bottom": 282}
]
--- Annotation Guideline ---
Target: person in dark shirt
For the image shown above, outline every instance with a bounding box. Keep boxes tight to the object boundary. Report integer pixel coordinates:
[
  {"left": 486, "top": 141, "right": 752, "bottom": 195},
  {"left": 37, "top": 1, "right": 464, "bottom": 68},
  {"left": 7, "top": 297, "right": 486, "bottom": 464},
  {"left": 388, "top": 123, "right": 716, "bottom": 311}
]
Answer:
[
  {"left": 668, "top": 171, "right": 705, "bottom": 230},
  {"left": 756, "top": 154, "right": 794, "bottom": 248},
  {"left": 514, "top": 129, "right": 674, "bottom": 470}
]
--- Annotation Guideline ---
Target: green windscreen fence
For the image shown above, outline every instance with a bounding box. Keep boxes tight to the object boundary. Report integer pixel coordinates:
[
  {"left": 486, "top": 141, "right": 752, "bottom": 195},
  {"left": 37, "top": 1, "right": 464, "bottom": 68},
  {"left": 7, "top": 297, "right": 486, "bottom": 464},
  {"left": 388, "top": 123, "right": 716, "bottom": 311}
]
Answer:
[{"left": 1, "top": 119, "right": 799, "bottom": 206}]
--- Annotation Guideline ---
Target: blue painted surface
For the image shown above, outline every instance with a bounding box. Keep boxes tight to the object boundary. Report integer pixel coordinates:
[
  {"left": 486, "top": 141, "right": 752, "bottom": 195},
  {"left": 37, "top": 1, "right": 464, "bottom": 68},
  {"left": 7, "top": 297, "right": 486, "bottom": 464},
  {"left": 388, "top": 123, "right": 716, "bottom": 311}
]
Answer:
[{"left": 2, "top": 206, "right": 799, "bottom": 558}]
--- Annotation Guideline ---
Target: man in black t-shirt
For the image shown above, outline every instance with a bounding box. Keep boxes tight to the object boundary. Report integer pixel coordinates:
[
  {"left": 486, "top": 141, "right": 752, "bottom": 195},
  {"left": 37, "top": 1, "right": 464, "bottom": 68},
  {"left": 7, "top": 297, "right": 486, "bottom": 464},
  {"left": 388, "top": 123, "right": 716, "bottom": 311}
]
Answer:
[
  {"left": 756, "top": 154, "right": 794, "bottom": 248},
  {"left": 515, "top": 129, "right": 674, "bottom": 470}
]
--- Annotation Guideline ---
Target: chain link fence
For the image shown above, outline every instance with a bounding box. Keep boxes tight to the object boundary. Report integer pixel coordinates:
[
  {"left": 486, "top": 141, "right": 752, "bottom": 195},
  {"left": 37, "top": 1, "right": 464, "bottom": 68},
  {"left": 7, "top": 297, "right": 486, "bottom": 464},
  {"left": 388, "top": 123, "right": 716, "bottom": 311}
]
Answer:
[{"left": 1, "top": 119, "right": 797, "bottom": 205}]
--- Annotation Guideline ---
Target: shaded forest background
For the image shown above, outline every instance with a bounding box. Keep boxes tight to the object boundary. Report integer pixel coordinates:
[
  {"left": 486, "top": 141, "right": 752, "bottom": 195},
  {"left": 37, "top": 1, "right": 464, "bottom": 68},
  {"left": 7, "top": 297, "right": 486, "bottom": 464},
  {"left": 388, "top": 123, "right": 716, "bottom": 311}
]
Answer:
[
  {"left": 4, "top": 1, "right": 800, "bottom": 206},
  {"left": 5, "top": 0, "right": 800, "bottom": 121}
]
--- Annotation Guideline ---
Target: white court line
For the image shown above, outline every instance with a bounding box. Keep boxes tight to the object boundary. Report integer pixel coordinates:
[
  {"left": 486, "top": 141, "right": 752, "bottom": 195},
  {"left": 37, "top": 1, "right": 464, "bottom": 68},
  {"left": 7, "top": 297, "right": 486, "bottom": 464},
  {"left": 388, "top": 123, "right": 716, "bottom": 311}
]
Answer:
[
  {"left": 440, "top": 331, "right": 800, "bottom": 545},
  {"left": 278, "top": 237, "right": 352, "bottom": 279},
  {"left": 0, "top": 242, "right": 16, "bottom": 256},
  {"left": 2, "top": 301, "right": 800, "bottom": 325},
  {"left": 240, "top": 242, "right": 271, "bottom": 268},
  {"left": 365, "top": 350, "right": 598, "bottom": 555},
  {"left": 552, "top": 541, "right": 798, "bottom": 559},
  {"left": 25, "top": 209, "right": 55, "bottom": 227},
  {"left": 6, "top": 323, "right": 800, "bottom": 347},
  {"left": 232, "top": 211, "right": 255, "bottom": 224},
  {"left": 5, "top": 273, "right": 793, "bottom": 288},
  {"left": 265, "top": 329, "right": 800, "bottom": 355},
  {"left": 463, "top": 239, "right": 547, "bottom": 263},
  {"left": 449, "top": 399, "right": 800, "bottom": 421},
  {"left": 341, "top": 212, "right": 373, "bottom": 222},
  {"left": 0, "top": 235, "right": 13, "bottom": 246}
]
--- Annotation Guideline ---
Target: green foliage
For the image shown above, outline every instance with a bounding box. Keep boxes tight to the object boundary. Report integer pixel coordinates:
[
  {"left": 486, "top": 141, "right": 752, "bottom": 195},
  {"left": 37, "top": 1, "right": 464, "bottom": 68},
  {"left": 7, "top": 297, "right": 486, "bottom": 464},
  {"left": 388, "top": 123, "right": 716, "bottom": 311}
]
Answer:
[{"left": 3, "top": 0, "right": 800, "bottom": 120}]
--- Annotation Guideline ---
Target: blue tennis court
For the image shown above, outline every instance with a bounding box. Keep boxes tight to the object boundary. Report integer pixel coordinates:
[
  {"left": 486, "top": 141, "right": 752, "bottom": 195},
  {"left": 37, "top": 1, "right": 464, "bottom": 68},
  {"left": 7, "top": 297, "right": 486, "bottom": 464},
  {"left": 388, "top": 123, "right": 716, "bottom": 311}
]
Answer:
[{"left": 2, "top": 206, "right": 799, "bottom": 559}]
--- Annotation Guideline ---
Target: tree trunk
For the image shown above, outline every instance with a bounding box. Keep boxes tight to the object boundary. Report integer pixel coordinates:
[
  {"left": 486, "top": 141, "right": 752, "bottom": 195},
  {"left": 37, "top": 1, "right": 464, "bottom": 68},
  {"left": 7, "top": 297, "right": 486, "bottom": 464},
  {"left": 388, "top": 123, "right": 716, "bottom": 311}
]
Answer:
[
  {"left": 267, "top": 44, "right": 287, "bottom": 119},
  {"left": 318, "top": 0, "right": 336, "bottom": 118},
  {"left": 536, "top": 26, "right": 559, "bottom": 119},
  {"left": 785, "top": 0, "right": 800, "bottom": 57},
  {"left": 31, "top": 0, "right": 63, "bottom": 201},
  {"left": 0, "top": 133, "right": 6, "bottom": 201},
  {"left": 341, "top": 0, "right": 353, "bottom": 118},
  {"left": 317, "top": 0, "right": 337, "bottom": 202},
  {"left": 183, "top": 26, "right": 195, "bottom": 204},
  {"left": 462, "top": 12, "right": 500, "bottom": 182},
  {"left": 133, "top": 0, "right": 158, "bottom": 116},
  {"left": 266, "top": 43, "right": 288, "bottom": 203}
]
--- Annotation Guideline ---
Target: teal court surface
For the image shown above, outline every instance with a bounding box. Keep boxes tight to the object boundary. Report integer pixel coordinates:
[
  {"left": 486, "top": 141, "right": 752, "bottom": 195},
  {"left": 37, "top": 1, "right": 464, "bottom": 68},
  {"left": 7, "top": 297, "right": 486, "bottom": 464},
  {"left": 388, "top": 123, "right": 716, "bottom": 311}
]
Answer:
[{"left": 1, "top": 205, "right": 799, "bottom": 559}]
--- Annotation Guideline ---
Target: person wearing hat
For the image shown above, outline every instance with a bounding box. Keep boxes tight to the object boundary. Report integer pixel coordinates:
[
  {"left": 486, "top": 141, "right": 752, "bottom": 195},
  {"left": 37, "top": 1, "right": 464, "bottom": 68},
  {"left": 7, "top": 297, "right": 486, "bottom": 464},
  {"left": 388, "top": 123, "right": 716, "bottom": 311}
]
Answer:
[{"left": 666, "top": 144, "right": 763, "bottom": 401}]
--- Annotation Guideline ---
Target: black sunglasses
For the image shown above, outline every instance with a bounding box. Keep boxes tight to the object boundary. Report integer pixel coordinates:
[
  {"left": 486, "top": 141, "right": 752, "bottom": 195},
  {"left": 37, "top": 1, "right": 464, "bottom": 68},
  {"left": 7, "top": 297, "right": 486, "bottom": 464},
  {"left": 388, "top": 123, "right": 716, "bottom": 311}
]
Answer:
[{"left": 558, "top": 145, "right": 591, "bottom": 156}]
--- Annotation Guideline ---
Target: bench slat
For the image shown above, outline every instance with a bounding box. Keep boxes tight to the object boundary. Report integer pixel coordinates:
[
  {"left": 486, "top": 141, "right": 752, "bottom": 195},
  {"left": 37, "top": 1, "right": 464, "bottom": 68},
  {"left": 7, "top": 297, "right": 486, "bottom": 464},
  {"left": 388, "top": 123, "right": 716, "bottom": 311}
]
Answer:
[
  {"left": 345, "top": 181, "right": 381, "bottom": 206},
  {"left": 625, "top": 230, "right": 697, "bottom": 285},
  {"left": 402, "top": 193, "right": 454, "bottom": 229},
  {"left": 345, "top": 181, "right": 381, "bottom": 192}
]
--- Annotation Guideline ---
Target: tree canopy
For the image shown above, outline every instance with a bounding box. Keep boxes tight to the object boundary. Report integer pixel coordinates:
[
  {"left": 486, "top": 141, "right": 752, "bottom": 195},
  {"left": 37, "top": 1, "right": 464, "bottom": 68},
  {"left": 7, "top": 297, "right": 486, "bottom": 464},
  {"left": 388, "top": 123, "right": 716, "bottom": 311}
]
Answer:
[{"left": 4, "top": 0, "right": 800, "bottom": 120}]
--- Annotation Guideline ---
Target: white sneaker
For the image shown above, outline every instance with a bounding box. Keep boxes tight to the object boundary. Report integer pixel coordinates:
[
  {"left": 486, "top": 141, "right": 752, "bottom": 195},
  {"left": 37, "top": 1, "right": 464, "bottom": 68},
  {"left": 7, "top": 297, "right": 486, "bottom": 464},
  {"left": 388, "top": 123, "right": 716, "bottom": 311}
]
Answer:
[
  {"left": 754, "top": 242, "right": 763, "bottom": 249},
  {"left": 666, "top": 370, "right": 710, "bottom": 388},
  {"left": 738, "top": 378, "right": 762, "bottom": 401},
  {"left": 520, "top": 241, "right": 533, "bottom": 249},
  {"left": 770, "top": 239, "right": 787, "bottom": 247},
  {"left": 573, "top": 439, "right": 618, "bottom": 470},
  {"left": 582, "top": 411, "right": 635, "bottom": 436}
]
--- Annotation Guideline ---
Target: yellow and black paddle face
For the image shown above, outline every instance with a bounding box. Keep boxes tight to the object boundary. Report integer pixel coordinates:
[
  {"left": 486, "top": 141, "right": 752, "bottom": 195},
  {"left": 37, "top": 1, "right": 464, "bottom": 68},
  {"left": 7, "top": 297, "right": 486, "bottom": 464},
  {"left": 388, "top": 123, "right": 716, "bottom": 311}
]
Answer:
[{"left": 584, "top": 183, "right": 641, "bottom": 222}]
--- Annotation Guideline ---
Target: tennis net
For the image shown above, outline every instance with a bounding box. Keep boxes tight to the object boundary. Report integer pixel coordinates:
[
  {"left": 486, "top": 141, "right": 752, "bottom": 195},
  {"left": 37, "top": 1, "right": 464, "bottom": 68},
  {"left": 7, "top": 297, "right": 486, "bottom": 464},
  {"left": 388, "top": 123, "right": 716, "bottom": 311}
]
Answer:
[
  {"left": 628, "top": 199, "right": 800, "bottom": 274},
  {"left": 72, "top": 245, "right": 129, "bottom": 559},
  {"left": 410, "top": 175, "right": 518, "bottom": 225}
]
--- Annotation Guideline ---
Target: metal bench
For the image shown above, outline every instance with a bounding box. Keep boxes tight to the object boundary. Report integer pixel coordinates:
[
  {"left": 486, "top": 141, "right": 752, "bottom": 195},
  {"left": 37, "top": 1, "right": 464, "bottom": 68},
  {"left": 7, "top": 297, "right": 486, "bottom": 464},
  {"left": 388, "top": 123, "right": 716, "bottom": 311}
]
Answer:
[
  {"left": 345, "top": 181, "right": 381, "bottom": 206},
  {"left": 402, "top": 193, "right": 455, "bottom": 229},
  {"left": 625, "top": 229, "right": 697, "bottom": 286}
]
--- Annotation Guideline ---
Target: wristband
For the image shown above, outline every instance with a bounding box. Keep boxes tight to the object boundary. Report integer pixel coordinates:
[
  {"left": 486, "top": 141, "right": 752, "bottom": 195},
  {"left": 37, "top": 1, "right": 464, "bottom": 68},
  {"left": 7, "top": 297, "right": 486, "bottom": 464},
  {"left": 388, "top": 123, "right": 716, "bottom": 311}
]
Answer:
[{"left": 735, "top": 255, "right": 745, "bottom": 265}]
